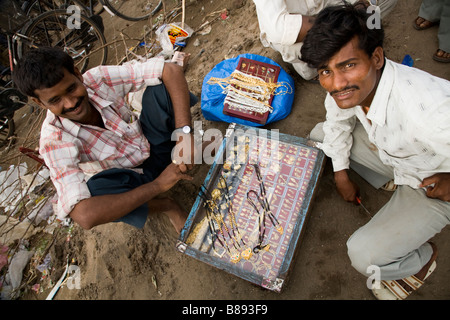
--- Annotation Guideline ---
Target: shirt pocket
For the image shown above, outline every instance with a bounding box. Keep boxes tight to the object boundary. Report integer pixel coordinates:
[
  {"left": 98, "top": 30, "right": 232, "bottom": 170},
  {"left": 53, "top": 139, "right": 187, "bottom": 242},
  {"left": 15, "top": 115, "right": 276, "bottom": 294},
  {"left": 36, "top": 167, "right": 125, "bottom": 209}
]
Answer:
[{"left": 380, "top": 146, "right": 444, "bottom": 171}]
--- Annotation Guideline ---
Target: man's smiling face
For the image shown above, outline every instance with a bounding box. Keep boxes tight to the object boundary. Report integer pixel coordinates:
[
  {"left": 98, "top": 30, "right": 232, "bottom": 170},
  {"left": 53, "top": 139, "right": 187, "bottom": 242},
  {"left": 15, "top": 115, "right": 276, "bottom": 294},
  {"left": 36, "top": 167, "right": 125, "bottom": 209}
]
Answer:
[
  {"left": 32, "top": 68, "right": 94, "bottom": 124},
  {"left": 318, "top": 36, "right": 385, "bottom": 109}
]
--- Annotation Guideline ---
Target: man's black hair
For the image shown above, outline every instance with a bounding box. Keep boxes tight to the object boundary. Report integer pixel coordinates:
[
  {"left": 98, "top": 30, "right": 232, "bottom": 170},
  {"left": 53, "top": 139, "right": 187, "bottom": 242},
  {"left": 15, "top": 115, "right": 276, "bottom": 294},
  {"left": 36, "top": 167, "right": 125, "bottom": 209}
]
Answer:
[
  {"left": 12, "top": 46, "right": 76, "bottom": 98},
  {"left": 301, "top": 2, "right": 385, "bottom": 69}
]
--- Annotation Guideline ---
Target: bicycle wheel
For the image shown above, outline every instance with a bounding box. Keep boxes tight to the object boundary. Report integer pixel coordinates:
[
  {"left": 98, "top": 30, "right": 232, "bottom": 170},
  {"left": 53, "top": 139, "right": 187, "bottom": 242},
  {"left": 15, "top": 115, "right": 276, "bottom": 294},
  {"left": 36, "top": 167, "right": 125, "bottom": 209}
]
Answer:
[
  {"left": 25, "top": 0, "right": 104, "bottom": 18},
  {"left": 0, "top": 115, "right": 15, "bottom": 148},
  {"left": 19, "top": 9, "right": 107, "bottom": 73},
  {"left": 100, "top": 0, "right": 162, "bottom": 21}
]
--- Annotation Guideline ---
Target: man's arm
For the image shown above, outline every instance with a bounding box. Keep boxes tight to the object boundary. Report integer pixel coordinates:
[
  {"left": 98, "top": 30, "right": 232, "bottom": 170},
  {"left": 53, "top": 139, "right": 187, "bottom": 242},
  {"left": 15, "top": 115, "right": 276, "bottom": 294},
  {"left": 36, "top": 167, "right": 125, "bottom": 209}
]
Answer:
[
  {"left": 253, "top": 0, "right": 313, "bottom": 46},
  {"left": 161, "top": 62, "right": 197, "bottom": 170},
  {"left": 161, "top": 62, "right": 192, "bottom": 128},
  {"left": 321, "top": 95, "right": 359, "bottom": 202},
  {"left": 296, "top": 16, "right": 316, "bottom": 43},
  {"left": 70, "top": 163, "right": 192, "bottom": 230}
]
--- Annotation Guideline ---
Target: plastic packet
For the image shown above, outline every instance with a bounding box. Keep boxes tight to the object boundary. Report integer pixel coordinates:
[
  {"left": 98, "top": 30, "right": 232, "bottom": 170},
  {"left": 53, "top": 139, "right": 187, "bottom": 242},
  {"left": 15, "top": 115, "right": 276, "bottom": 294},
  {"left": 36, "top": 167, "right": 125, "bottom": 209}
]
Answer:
[{"left": 156, "top": 22, "right": 193, "bottom": 55}]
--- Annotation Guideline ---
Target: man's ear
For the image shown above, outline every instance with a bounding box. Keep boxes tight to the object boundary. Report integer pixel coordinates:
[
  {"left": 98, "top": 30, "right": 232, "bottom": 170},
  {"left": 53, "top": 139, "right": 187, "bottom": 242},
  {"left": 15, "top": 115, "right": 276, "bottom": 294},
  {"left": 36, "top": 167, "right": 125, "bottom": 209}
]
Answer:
[
  {"left": 371, "top": 46, "right": 385, "bottom": 70},
  {"left": 73, "top": 67, "right": 83, "bottom": 82},
  {"left": 30, "top": 96, "right": 46, "bottom": 109}
]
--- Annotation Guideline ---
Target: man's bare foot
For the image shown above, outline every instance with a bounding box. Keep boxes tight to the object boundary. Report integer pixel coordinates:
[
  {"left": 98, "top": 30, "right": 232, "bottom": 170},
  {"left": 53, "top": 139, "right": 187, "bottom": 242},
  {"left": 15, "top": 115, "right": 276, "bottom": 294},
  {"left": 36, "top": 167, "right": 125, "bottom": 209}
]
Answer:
[
  {"left": 164, "top": 206, "right": 188, "bottom": 234},
  {"left": 148, "top": 197, "right": 188, "bottom": 234}
]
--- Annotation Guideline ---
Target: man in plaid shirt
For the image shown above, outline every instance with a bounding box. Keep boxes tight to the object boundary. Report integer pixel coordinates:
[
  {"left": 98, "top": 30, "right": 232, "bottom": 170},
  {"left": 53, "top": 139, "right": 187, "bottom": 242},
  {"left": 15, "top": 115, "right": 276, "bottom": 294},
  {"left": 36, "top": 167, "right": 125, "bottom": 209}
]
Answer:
[{"left": 14, "top": 47, "right": 196, "bottom": 232}]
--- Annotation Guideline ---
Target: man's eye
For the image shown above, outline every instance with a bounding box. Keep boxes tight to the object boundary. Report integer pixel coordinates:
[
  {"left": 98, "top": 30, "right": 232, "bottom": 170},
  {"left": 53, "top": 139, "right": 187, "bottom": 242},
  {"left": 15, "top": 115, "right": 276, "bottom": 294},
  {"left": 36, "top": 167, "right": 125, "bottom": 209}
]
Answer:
[
  {"left": 320, "top": 69, "right": 331, "bottom": 76},
  {"left": 345, "top": 63, "right": 355, "bottom": 69},
  {"left": 49, "top": 97, "right": 61, "bottom": 104}
]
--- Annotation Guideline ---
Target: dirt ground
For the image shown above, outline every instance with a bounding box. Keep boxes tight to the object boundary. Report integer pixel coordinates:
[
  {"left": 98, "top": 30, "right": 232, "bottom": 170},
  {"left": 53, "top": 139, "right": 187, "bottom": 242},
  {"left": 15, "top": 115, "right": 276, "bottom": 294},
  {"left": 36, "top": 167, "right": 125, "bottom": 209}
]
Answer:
[{"left": 11, "top": 0, "right": 450, "bottom": 301}]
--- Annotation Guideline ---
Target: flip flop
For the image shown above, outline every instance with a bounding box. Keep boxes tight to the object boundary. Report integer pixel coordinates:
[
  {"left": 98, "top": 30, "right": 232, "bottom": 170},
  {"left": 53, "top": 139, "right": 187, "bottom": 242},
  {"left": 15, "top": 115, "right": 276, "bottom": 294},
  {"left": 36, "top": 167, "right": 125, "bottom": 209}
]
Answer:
[
  {"left": 381, "top": 179, "right": 397, "bottom": 192},
  {"left": 433, "top": 49, "right": 450, "bottom": 63},
  {"left": 413, "top": 17, "right": 438, "bottom": 31},
  {"left": 372, "top": 261, "right": 436, "bottom": 300}
]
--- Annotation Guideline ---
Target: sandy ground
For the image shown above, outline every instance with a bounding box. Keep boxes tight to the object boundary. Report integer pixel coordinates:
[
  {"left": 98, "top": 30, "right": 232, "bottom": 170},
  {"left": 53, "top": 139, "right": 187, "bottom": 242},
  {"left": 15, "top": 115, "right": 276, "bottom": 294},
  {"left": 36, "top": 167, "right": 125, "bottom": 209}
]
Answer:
[{"left": 13, "top": 0, "right": 450, "bottom": 301}]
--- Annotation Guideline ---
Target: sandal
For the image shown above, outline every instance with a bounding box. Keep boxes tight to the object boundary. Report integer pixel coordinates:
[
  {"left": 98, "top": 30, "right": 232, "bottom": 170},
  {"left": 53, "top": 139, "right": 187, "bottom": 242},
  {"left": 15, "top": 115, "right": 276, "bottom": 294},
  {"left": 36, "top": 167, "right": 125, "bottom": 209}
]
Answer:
[
  {"left": 372, "top": 242, "right": 438, "bottom": 300},
  {"left": 381, "top": 179, "right": 397, "bottom": 192},
  {"left": 433, "top": 49, "right": 450, "bottom": 63},
  {"left": 413, "top": 17, "right": 438, "bottom": 30},
  {"left": 373, "top": 261, "right": 436, "bottom": 300}
]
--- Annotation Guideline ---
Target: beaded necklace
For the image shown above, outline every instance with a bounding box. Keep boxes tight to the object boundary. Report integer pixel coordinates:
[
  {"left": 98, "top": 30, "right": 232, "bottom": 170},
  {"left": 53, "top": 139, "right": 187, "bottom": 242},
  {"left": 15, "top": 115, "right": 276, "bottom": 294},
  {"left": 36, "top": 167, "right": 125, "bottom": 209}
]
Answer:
[{"left": 199, "top": 183, "right": 244, "bottom": 263}]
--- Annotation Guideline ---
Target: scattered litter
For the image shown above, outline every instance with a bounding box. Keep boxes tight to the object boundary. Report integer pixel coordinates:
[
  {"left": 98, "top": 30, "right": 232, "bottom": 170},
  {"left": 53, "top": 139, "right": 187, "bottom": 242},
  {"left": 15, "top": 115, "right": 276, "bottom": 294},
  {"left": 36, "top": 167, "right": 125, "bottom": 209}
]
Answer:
[
  {"left": 0, "top": 215, "right": 39, "bottom": 246},
  {"left": 151, "top": 274, "right": 162, "bottom": 296},
  {"left": 46, "top": 257, "right": 69, "bottom": 300},
  {"left": 197, "top": 23, "right": 212, "bottom": 35},
  {"left": 0, "top": 163, "right": 28, "bottom": 214},
  {"left": 401, "top": 54, "right": 414, "bottom": 67},
  {"left": 21, "top": 167, "right": 50, "bottom": 193},
  {"left": 36, "top": 253, "right": 51, "bottom": 274},
  {"left": 31, "top": 283, "right": 40, "bottom": 293},
  {"left": 0, "top": 245, "right": 8, "bottom": 270},
  {"left": 26, "top": 196, "right": 54, "bottom": 226},
  {"left": 156, "top": 22, "right": 193, "bottom": 55},
  {"left": 220, "top": 9, "right": 229, "bottom": 20},
  {"left": 0, "top": 249, "right": 35, "bottom": 299}
]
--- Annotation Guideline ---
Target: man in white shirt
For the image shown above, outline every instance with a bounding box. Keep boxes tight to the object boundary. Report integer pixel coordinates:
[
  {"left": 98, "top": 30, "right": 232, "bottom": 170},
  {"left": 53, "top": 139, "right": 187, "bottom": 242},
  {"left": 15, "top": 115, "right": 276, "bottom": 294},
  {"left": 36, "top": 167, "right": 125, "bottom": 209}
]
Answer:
[
  {"left": 301, "top": 3, "right": 450, "bottom": 299},
  {"left": 252, "top": 0, "right": 398, "bottom": 80}
]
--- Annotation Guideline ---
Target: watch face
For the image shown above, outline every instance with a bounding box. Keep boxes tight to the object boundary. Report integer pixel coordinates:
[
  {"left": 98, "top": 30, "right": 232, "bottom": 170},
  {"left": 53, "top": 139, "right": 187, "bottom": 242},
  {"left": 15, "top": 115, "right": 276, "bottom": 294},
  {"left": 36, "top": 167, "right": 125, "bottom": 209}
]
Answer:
[{"left": 182, "top": 125, "right": 191, "bottom": 134}]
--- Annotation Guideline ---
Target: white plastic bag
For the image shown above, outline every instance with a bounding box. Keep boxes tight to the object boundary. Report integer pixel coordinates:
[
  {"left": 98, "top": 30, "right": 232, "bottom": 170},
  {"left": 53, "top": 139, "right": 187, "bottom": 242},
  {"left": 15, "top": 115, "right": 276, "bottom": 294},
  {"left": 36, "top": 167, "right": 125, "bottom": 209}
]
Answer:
[{"left": 155, "top": 22, "right": 193, "bottom": 55}]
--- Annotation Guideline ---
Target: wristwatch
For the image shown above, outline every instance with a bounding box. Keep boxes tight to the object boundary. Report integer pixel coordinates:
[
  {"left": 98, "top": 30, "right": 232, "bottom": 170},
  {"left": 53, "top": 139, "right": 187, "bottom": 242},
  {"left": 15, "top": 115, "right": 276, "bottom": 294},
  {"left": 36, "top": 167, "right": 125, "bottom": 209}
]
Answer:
[{"left": 173, "top": 125, "right": 192, "bottom": 135}]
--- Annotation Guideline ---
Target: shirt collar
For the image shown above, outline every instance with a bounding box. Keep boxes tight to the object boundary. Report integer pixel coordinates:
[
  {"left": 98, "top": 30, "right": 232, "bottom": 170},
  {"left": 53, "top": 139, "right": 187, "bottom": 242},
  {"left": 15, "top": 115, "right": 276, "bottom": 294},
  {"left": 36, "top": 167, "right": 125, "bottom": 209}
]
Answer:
[
  {"left": 365, "top": 58, "right": 394, "bottom": 127},
  {"left": 86, "top": 86, "right": 113, "bottom": 110}
]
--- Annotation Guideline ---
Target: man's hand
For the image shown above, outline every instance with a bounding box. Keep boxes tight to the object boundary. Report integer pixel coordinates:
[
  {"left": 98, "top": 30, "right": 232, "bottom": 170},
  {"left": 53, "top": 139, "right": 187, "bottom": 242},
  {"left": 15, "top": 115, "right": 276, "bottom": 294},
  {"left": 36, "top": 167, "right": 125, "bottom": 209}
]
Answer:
[
  {"left": 420, "top": 173, "right": 450, "bottom": 202},
  {"left": 172, "top": 132, "right": 196, "bottom": 170},
  {"left": 334, "top": 169, "right": 360, "bottom": 203},
  {"left": 153, "top": 162, "right": 193, "bottom": 193}
]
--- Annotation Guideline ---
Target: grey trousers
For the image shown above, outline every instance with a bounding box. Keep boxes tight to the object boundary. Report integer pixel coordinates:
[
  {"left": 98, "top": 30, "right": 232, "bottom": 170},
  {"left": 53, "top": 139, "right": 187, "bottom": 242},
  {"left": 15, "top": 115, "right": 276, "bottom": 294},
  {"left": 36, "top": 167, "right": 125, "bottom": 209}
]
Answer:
[
  {"left": 419, "top": 0, "right": 450, "bottom": 52},
  {"left": 310, "top": 122, "right": 450, "bottom": 280}
]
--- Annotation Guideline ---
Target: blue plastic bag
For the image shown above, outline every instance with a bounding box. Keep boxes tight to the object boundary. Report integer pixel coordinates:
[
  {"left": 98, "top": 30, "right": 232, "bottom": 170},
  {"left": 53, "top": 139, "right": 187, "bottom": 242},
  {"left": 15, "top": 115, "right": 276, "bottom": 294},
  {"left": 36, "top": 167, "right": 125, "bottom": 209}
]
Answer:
[
  {"left": 201, "top": 53, "right": 295, "bottom": 127},
  {"left": 401, "top": 54, "right": 414, "bottom": 67}
]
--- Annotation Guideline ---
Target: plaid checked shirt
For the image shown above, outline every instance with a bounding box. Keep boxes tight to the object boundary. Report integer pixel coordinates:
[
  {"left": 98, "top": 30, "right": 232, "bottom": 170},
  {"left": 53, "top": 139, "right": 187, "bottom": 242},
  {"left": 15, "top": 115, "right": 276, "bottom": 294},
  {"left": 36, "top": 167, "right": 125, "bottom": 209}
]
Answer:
[{"left": 39, "top": 57, "right": 165, "bottom": 220}]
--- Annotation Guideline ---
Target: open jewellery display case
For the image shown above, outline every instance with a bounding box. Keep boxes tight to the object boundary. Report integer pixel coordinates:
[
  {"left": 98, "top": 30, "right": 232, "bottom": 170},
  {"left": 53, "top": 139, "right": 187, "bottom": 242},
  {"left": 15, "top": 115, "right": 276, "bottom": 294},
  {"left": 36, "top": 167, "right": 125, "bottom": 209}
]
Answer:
[
  {"left": 176, "top": 123, "right": 326, "bottom": 292},
  {"left": 222, "top": 57, "right": 281, "bottom": 125}
]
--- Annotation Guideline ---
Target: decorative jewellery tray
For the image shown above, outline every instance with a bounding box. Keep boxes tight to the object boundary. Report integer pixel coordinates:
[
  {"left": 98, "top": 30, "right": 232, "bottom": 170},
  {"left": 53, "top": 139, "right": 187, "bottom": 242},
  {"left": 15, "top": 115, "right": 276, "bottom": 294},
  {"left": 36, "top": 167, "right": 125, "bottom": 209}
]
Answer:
[{"left": 176, "top": 123, "right": 325, "bottom": 292}]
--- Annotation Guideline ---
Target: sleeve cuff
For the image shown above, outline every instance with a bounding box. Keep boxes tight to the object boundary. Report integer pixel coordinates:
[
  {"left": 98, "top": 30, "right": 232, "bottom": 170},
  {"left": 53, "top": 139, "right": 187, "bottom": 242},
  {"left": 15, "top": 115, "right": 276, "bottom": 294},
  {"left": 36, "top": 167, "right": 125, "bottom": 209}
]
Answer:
[
  {"left": 331, "top": 158, "right": 350, "bottom": 173},
  {"left": 57, "top": 182, "right": 91, "bottom": 220}
]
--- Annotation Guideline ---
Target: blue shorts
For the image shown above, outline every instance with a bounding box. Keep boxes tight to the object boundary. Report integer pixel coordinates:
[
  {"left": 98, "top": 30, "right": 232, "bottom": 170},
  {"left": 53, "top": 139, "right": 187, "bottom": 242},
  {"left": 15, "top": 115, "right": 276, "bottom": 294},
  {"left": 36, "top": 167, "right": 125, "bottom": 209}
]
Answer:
[{"left": 86, "top": 84, "right": 198, "bottom": 228}]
